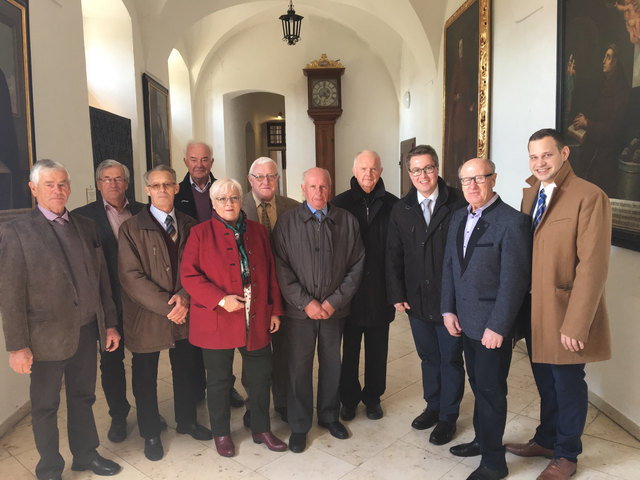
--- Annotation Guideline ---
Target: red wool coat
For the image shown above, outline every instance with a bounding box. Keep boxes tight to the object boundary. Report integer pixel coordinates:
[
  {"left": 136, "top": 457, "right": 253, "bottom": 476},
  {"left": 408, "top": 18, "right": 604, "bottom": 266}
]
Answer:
[{"left": 180, "top": 216, "right": 283, "bottom": 351}]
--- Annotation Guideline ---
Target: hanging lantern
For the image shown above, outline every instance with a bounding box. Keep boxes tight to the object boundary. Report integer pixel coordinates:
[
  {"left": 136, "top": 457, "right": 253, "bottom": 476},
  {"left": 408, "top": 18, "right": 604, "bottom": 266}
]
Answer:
[{"left": 279, "top": 1, "right": 303, "bottom": 46}]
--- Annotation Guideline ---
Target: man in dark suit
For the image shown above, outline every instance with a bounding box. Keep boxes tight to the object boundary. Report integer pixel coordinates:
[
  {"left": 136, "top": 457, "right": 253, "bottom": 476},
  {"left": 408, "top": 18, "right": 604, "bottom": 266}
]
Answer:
[
  {"left": 332, "top": 150, "right": 398, "bottom": 421},
  {"left": 174, "top": 141, "right": 243, "bottom": 408},
  {"left": 441, "top": 158, "right": 531, "bottom": 480},
  {"left": 0, "top": 159, "right": 122, "bottom": 480},
  {"left": 73, "top": 159, "right": 144, "bottom": 443},
  {"left": 242, "top": 156, "right": 299, "bottom": 423},
  {"left": 386, "top": 144, "right": 466, "bottom": 445}
]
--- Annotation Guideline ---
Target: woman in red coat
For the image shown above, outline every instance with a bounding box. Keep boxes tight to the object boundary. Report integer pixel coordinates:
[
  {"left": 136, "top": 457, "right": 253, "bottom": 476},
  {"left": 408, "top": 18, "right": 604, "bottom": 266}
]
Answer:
[{"left": 181, "top": 178, "right": 286, "bottom": 457}]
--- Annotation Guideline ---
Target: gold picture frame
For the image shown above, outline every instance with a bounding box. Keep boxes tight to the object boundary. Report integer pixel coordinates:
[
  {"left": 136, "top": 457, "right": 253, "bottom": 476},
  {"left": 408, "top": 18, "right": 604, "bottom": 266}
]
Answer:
[{"left": 442, "top": 0, "right": 491, "bottom": 187}]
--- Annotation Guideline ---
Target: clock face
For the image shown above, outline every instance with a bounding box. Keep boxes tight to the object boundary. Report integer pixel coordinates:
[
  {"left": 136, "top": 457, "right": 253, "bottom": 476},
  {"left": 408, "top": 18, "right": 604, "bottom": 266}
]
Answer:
[{"left": 311, "top": 79, "right": 339, "bottom": 107}]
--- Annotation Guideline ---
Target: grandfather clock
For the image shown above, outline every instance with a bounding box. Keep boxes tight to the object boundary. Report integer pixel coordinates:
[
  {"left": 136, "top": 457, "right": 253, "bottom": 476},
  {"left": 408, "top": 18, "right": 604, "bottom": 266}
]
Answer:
[{"left": 303, "top": 54, "right": 345, "bottom": 190}]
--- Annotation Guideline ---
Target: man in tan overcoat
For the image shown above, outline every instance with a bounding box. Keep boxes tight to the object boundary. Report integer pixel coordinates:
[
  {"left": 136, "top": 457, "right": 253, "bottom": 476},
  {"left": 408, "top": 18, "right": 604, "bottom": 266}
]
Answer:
[{"left": 505, "top": 128, "right": 612, "bottom": 480}]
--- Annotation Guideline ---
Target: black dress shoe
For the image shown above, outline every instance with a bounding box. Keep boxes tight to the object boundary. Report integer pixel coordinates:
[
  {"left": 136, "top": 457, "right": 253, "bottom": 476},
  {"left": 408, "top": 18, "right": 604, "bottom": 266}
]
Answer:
[
  {"left": 366, "top": 403, "right": 383, "bottom": 420},
  {"left": 176, "top": 422, "right": 213, "bottom": 440},
  {"left": 144, "top": 436, "right": 164, "bottom": 461},
  {"left": 466, "top": 464, "right": 508, "bottom": 480},
  {"left": 71, "top": 454, "right": 122, "bottom": 475},
  {"left": 243, "top": 409, "right": 251, "bottom": 428},
  {"left": 340, "top": 404, "right": 356, "bottom": 421},
  {"left": 275, "top": 406, "right": 288, "bottom": 423},
  {"left": 450, "top": 439, "right": 481, "bottom": 457},
  {"left": 318, "top": 421, "right": 349, "bottom": 439},
  {"left": 411, "top": 409, "right": 439, "bottom": 430},
  {"left": 107, "top": 418, "right": 127, "bottom": 443},
  {"left": 429, "top": 421, "right": 456, "bottom": 445},
  {"left": 230, "top": 387, "right": 245, "bottom": 408},
  {"left": 289, "top": 432, "right": 307, "bottom": 453}
]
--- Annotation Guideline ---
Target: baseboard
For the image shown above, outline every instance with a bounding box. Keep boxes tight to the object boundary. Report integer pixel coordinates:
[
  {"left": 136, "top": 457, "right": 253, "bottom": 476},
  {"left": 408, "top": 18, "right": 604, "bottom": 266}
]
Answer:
[
  {"left": 0, "top": 400, "right": 30, "bottom": 439},
  {"left": 589, "top": 391, "right": 640, "bottom": 442}
]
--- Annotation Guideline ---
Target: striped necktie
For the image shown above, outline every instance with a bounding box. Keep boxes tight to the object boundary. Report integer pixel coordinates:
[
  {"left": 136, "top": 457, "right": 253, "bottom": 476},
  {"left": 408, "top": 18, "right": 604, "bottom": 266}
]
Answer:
[
  {"left": 165, "top": 215, "right": 178, "bottom": 242},
  {"left": 533, "top": 189, "right": 546, "bottom": 230}
]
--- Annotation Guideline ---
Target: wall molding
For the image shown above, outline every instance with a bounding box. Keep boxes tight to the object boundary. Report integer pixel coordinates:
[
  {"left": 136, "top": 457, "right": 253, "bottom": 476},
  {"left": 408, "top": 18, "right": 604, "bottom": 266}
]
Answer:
[{"left": 0, "top": 400, "right": 30, "bottom": 439}]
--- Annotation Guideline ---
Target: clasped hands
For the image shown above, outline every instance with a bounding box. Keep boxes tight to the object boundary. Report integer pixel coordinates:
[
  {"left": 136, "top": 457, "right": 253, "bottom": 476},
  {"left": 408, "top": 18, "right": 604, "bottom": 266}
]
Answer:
[
  {"left": 304, "top": 299, "right": 335, "bottom": 319},
  {"left": 168, "top": 294, "right": 189, "bottom": 324}
]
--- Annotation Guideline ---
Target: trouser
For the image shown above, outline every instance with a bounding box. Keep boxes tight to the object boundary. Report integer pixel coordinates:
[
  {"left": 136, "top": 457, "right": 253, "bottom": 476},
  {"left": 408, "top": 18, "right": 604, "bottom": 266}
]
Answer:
[
  {"left": 99, "top": 323, "right": 130, "bottom": 421},
  {"left": 131, "top": 339, "right": 199, "bottom": 439},
  {"left": 270, "top": 323, "right": 289, "bottom": 410},
  {"left": 463, "top": 333, "right": 512, "bottom": 470},
  {"left": 287, "top": 316, "right": 343, "bottom": 433},
  {"left": 524, "top": 313, "right": 588, "bottom": 463},
  {"left": 340, "top": 320, "right": 389, "bottom": 408},
  {"left": 31, "top": 321, "right": 100, "bottom": 480},
  {"left": 203, "top": 345, "right": 272, "bottom": 436},
  {"left": 408, "top": 314, "right": 465, "bottom": 422}
]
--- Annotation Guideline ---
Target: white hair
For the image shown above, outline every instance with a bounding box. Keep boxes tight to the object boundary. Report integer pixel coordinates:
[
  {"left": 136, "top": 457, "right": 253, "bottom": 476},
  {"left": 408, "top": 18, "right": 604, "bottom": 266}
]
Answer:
[
  {"left": 184, "top": 140, "right": 212, "bottom": 157},
  {"left": 352, "top": 150, "right": 381, "bottom": 169},
  {"left": 249, "top": 157, "right": 278, "bottom": 175},
  {"left": 302, "top": 167, "right": 332, "bottom": 186},
  {"left": 29, "top": 159, "right": 70, "bottom": 186},
  {"left": 209, "top": 178, "right": 243, "bottom": 200}
]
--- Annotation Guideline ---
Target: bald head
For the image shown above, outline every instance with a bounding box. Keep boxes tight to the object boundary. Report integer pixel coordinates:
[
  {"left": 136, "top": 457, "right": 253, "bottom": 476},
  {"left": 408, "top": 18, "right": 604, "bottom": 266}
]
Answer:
[
  {"left": 459, "top": 158, "right": 497, "bottom": 211},
  {"left": 302, "top": 167, "right": 331, "bottom": 210}
]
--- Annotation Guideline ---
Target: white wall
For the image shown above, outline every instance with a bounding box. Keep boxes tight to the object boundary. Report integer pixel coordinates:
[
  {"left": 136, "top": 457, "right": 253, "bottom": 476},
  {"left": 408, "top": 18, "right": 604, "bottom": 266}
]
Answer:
[
  {"left": 193, "top": 17, "right": 400, "bottom": 201},
  {"left": 168, "top": 48, "right": 193, "bottom": 182}
]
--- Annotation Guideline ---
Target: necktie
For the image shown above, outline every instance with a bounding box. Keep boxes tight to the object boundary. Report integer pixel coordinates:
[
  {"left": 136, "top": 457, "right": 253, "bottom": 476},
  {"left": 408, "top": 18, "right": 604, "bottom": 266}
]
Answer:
[
  {"left": 533, "top": 189, "right": 546, "bottom": 230},
  {"left": 165, "top": 215, "right": 177, "bottom": 242},
  {"left": 422, "top": 198, "right": 431, "bottom": 227},
  {"left": 315, "top": 210, "right": 324, "bottom": 222},
  {"left": 54, "top": 216, "right": 67, "bottom": 225},
  {"left": 260, "top": 202, "right": 272, "bottom": 234}
]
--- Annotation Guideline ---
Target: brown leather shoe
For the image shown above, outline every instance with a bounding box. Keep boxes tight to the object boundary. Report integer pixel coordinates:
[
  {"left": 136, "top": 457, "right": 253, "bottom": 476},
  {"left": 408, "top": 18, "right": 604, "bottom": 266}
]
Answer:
[
  {"left": 537, "top": 458, "right": 577, "bottom": 480},
  {"left": 252, "top": 431, "right": 287, "bottom": 452},
  {"left": 214, "top": 435, "right": 235, "bottom": 457},
  {"left": 505, "top": 439, "right": 554, "bottom": 458}
]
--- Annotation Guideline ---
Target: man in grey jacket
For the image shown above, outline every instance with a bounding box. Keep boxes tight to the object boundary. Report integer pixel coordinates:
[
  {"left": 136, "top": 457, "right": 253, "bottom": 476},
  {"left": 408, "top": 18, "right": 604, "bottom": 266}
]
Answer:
[{"left": 272, "top": 167, "right": 365, "bottom": 453}]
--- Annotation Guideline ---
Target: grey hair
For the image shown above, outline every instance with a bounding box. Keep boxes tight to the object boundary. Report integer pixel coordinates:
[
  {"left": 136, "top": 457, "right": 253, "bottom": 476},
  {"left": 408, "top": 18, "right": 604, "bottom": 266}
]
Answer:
[
  {"left": 29, "top": 159, "right": 70, "bottom": 186},
  {"left": 209, "top": 178, "right": 243, "bottom": 201},
  {"left": 143, "top": 164, "right": 177, "bottom": 186},
  {"left": 249, "top": 157, "right": 278, "bottom": 175},
  {"left": 457, "top": 158, "right": 496, "bottom": 176},
  {"left": 185, "top": 140, "right": 213, "bottom": 157},
  {"left": 95, "top": 159, "right": 130, "bottom": 184},
  {"left": 353, "top": 150, "right": 381, "bottom": 169},
  {"left": 302, "top": 167, "right": 332, "bottom": 186}
]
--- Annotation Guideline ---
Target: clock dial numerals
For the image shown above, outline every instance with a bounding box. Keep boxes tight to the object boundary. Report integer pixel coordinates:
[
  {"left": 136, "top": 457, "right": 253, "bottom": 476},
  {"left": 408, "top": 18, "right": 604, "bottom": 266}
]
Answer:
[{"left": 312, "top": 79, "right": 338, "bottom": 107}]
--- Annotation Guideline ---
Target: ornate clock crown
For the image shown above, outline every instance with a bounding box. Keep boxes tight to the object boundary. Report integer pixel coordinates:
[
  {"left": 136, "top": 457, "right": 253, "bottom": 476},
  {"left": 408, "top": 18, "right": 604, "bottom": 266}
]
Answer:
[{"left": 305, "top": 54, "right": 343, "bottom": 69}]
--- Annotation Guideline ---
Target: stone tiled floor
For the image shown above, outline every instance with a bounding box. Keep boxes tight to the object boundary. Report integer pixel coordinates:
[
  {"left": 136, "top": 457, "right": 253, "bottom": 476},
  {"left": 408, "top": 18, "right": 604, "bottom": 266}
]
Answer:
[{"left": 1, "top": 313, "right": 639, "bottom": 479}]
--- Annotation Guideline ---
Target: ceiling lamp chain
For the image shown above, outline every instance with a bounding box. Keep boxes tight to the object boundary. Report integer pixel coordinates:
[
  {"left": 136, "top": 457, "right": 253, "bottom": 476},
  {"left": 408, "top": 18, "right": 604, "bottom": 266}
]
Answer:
[{"left": 279, "top": 1, "right": 303, "bottom": 46}]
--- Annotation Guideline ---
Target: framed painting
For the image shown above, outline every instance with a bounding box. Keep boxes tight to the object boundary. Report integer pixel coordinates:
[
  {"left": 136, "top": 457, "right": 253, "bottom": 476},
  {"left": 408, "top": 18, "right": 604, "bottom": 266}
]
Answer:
[
  {"left": 0, "top": 0, "right": 36, "bottom": 220},
  {"left": 442, "top": 0, "right": 491, "bottom": 187},
  {"left": 557, "top": 0, "right": 640, "bottom": 251},
  {"left": 142, "top": 73, "right": 171, "bottom": 170}
]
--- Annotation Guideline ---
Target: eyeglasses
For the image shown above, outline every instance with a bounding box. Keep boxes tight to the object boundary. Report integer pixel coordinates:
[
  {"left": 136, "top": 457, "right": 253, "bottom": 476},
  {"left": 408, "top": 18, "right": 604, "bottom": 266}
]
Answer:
[
  {"left": 408, "top": 165, "right": 437, "bottom": 177},
  {"left": 100, "top": 177, "right": 125, "bottom": 184},
  {"left": 459, "top": 173, "right": 494, "bottom": 186},
  {"left": 250, "top": 173, "right": 279, "bottom": 182},
  {"left": 147, "top": 182, "right": 175, "bottom": 191},
  {"left": 215, "top": 196, "right": 241, "bottom": 204}
]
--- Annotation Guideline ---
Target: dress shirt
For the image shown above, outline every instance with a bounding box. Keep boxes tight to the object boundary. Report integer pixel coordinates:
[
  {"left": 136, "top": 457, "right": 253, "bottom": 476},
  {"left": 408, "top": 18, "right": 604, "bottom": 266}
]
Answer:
[
  {"left": 532, "top": 182, "right": 557, "bottom": 220},
  {"left": 103, "top": 198, "right": 132, "bottom": 238},
  {"left": 306, "top": 203, "right": 328, "bottom": 218},
  {"left": 416, "top": 186, "right": 439, "bottom": 219},
  {"left": 252, "top": 191, "right": 277, "bottom": 226},
  {"left": 150, "top": 204, "right": 178, "bottom": 236},
  {"left": 189, "top": 175, "right": 212, "bottom": 194},
  {"left": 38, "top": 204, "right": 69, "bottom": 223},
  {"left": 463, "top": 193, "right": 499, "bottom": 257}
]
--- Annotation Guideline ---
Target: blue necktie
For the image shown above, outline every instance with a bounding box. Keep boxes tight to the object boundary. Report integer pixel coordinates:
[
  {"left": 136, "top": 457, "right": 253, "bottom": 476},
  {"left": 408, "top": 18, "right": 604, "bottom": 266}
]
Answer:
[
  {"left": 165, "top": 215, "right": 177, "bottom": 241},
  {"left": 533, "top": 189, "right": 546, "bottom": 230},
  {"left": 422, "top": 199, "right": 431, "bottom": 227},
  {"left": 315, "top": 210, "right": 324, "bottom": 222}
]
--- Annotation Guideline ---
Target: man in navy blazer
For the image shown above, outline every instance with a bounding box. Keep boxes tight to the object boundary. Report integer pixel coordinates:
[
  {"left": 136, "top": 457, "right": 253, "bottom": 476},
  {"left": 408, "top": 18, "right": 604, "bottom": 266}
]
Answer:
[
  {"left": 441, "top": 158, "right": 531, "bottom": 480},
  {"left": 73, "top": 159, "right": 145, "bottom": 443}
]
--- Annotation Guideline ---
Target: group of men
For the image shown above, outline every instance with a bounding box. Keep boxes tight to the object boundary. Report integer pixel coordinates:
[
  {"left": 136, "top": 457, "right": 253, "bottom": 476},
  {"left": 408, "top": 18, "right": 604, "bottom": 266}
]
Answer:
[{"left": 0, "top": 127, "right": 611, "bottom": 480}]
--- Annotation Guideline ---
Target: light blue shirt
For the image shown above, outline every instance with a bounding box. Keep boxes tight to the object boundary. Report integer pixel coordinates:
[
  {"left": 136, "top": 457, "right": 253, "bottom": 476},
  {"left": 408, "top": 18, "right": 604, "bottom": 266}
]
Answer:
[{"left": 150, "top": 204, "right": 177, "bottom": 235}]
